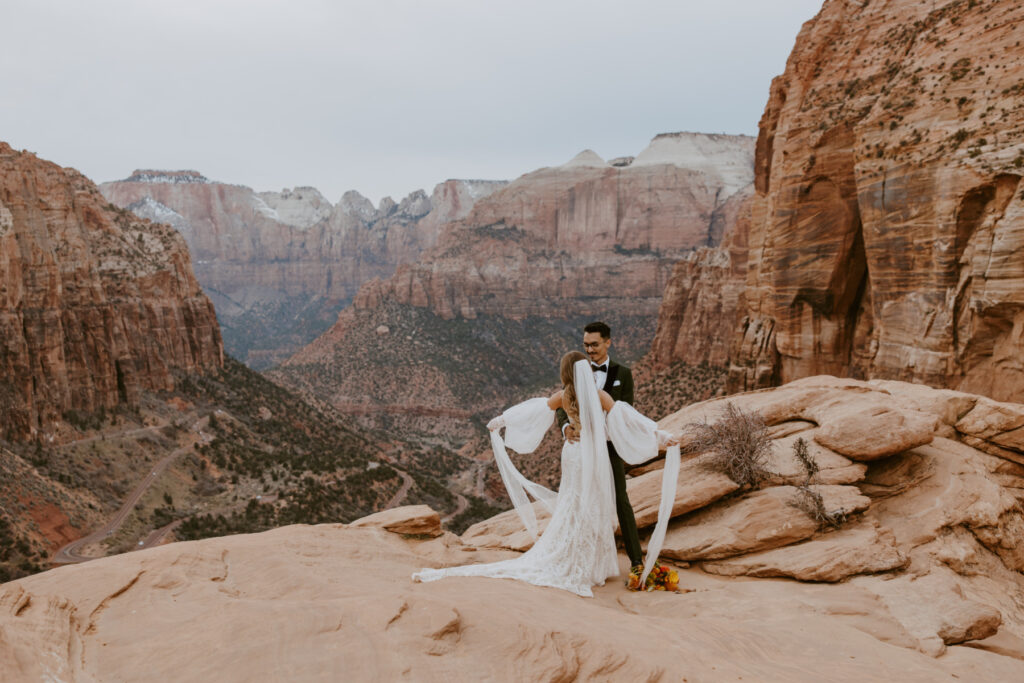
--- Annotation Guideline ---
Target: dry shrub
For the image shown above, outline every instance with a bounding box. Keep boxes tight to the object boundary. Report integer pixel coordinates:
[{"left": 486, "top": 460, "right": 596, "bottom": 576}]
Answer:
[
  {"left": 791, "top": 484, "right": 847, "bottom": 530},
  {"left": 789, "top": 437, "right": 846, "bottom": 530},
  {"left": 792, "top": 437, "right": 818, "bottom": 479},
  {"left": 687, "top": 402, "right": 772, "bottom": 489}
]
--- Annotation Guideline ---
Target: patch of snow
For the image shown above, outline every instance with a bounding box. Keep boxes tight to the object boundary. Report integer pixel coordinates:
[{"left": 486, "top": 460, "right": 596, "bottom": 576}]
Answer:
[
  {"left": 631, "top": 132, "right": 756, "bottom": 196},
  {"left": 256, "top": 187, "right": 333, "bottom": 229},
  {"left": 251, "top": 195, "right": 281, "bottom": 221},
  {"left": 123, "top": 170, "right": 209, "bottom": 184},
  {"left": 560, "top": 149, "right": 608, "bottom": 169},
  {"left": 129, "top": 196, "right": 184, "bottom": 222},
  {"left": 457, "top": 179, "right": 508, "bottom": 200},
  {"left": 339, "top": 190, "right": 377, "bottom": 222}
]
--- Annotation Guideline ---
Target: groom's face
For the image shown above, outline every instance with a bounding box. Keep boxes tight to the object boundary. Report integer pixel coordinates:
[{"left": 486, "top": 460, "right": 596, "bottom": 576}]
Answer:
[{"left": 583, "top": 332, "right": 611, "bottom": 364}]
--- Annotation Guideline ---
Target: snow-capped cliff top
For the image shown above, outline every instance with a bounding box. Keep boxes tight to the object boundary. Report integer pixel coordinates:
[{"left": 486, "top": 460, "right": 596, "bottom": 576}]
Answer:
[
  {"left": 632, "top": 132, "right": 755, "bottom": 195},
  {"left": 560, "top": 149, "right": 608, "bottom": 169},
  {"left": 123, "top": 170, "right": 209, "bottom": 184}
]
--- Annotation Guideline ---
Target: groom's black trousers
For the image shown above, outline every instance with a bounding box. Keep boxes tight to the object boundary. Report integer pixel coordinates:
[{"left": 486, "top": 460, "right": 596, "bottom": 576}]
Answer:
[{"left": 608, "top": 442, "right": 643, "bottom": 566}]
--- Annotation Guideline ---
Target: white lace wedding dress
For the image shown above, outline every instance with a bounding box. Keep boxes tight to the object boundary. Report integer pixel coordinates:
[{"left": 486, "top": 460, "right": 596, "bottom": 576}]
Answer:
[{"left": 413, "top": 359, "right": 680, "bottom": 597}]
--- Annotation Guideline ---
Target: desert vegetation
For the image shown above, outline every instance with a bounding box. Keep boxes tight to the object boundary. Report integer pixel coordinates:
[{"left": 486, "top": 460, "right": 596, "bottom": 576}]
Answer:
[
  {"left": 789, "top": 437, "right": 849, "bottom": 530},
  {"left": 687, "top": 403, "right": 773, "bottom": 489}
]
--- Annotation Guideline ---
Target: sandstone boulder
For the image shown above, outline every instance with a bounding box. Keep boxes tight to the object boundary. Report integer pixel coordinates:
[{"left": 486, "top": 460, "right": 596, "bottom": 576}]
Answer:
[
  {"left": 808, "top": 396, "right": 936, "bottom": 461},
  {"left": 460, "top": 504, "right": 550, "bottom": 551},
  {"left": 865, "top": 438, "right": 1021, "bottom": 556},
  {"left": 866, "top": 380, "right": 978, "bottom": 436},
  {"left": 955, "top": 396, "right": 1024, "bottom": 465},
  {"left": 702, "top": 521, "right": 906, "bottom": 582},
  {"left": 659, "top": 485, "right": 871, "bottom": 561},
  {"left": 626, "top": 455, "right": 739, "bottom": 529},
  {"left": 350, "top": 505, "right": 442, "bottom": 537}
]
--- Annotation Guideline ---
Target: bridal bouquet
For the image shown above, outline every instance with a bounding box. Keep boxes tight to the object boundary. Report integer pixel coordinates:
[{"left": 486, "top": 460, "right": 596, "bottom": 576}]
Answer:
[{"left": 627, "top": 562, "right": 679, "bottom": 592}]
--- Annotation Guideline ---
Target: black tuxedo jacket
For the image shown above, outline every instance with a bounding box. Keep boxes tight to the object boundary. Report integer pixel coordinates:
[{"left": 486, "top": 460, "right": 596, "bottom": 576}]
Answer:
[{"left": 556, "top": 359, "right": 634, "bottom": 431}]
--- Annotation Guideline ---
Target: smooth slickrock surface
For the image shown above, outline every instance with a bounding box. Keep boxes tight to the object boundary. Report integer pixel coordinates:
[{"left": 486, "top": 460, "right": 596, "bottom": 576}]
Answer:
[
  {"left": 3, "top": 525, "right": 1024, "bottom": 682},
  {"left": 0, "top": 144, "right": 222, "bottom": 442},
  {"left": 855, "top": 569, "right": 1003, "bottom": 657},
  {"left": 350, "top": 505, "right": 443, "bottom": 537}
]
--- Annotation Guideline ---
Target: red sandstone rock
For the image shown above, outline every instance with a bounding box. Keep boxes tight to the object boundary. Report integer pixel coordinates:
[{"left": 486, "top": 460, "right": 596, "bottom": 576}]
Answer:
[
  {"left": 0, "top": 144, "right": 222, "bottom": 441},
  {"left": 643, "top": 1, "right": 1024, "bottom": 405},
  {"left": 725, "top": 0, "right": 1024, "bottom": 402},
  {"left": 350, "top": 505, "right": 442, "bottom": 537},
  {"left": 646, "top": 186, "right": 753, "bottom": 368}
]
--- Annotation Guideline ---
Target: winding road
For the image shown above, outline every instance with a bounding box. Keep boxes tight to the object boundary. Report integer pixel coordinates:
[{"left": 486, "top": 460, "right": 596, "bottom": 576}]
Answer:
[
  {"left": 383, "top": 468, "right": 414, "bottom": 509},
  {"left": 52, "top": 441, "right": 195, "bottom": 564}
]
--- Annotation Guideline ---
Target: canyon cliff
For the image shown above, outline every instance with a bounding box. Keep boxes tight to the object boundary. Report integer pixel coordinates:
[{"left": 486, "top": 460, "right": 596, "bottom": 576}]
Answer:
[
  {"left": 648, "top": 0, "right": 1024, "bottom": 404},
  {"left": 0, "top": 143, "right": 222, "bottom": 442},
  {"left": 101, "top": 173, "right": 506, "bottom": 368},
  {"left": 272, "top": 133, "right": 755, "bottom": 445}
]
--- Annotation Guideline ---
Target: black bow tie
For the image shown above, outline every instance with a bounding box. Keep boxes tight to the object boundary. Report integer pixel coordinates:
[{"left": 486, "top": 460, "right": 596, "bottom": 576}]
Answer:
[{"left": 591, "top": 363, "right": 608, "bottom": 372}]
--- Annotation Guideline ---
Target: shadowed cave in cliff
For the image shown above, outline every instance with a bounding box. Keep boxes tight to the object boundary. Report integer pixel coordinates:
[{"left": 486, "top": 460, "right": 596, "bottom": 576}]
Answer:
[{"left": 952, "top": 173, "right": 1021, "bottom": 376}]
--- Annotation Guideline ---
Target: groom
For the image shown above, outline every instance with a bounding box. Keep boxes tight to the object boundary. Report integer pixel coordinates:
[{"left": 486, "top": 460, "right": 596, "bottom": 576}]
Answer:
[{"left": 557, "top": 321, "right": 643, "bottom": 571}]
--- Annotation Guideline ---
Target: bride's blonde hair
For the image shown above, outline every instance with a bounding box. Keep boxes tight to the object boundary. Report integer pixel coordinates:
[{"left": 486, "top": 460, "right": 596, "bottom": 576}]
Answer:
[{"left": 560, "top": 351, "right": 588, "bottom": 430}]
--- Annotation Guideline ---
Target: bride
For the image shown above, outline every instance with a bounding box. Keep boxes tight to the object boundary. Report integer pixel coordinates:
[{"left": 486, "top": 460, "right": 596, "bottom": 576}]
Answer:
[{"left": 413, "top": 351, "right": 681, "bottom": 597}]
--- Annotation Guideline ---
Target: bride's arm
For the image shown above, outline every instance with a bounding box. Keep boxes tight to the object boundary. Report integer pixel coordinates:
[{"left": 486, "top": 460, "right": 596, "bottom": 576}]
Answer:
[
  {"left": 547, "top": 391, "right": 563, "bottom": 411},
  {"left": 598, "top": 389, "right": 614, "bottom": 413}
]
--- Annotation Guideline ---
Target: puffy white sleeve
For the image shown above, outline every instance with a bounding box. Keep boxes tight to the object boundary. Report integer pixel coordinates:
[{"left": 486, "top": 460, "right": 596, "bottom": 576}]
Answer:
[
  {"left": 495, "top": 397, "right": 555, "bottom": 454},
  {"left": 606, "top": 402, "right": 674, "bottom": 465},
  {"left": 606, "top": 401, "right": 680, "bottom": 587},
  {"left": 485, "top": 398, "right": 558, "bottom": 539}
]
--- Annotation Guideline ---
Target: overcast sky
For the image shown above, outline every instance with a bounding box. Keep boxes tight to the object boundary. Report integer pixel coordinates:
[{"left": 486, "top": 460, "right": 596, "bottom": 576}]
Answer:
[{"left": 2, "top": 0, "right": 823, "bottom": 204}]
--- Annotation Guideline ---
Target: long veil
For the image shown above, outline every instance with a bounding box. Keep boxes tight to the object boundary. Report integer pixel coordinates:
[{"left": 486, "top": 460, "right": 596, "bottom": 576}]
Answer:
[{"left": 572, "top": 359, "right": 618, "bottom": 538}]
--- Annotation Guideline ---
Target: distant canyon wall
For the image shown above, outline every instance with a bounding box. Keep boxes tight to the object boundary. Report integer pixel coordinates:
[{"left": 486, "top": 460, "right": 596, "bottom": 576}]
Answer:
[
  {"left": 0, "top": 144, "right": 222, "bottom": 441},
  {"left": 350, "top": 133, "right": 756, "bottom": 323},
  {"left": 101, "top": 173, "right": 506, "bottom": 367}
]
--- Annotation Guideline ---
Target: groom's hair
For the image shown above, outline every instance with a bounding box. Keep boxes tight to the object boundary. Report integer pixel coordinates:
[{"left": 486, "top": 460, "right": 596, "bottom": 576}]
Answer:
[{"left": 584, "top": 321, "right": 611, "bottom": 339}]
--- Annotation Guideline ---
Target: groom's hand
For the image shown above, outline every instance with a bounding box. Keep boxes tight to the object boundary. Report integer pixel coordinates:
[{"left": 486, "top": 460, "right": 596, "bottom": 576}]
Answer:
[{"left": 564, "top": 425, "right": 580, "bottom": 443}]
